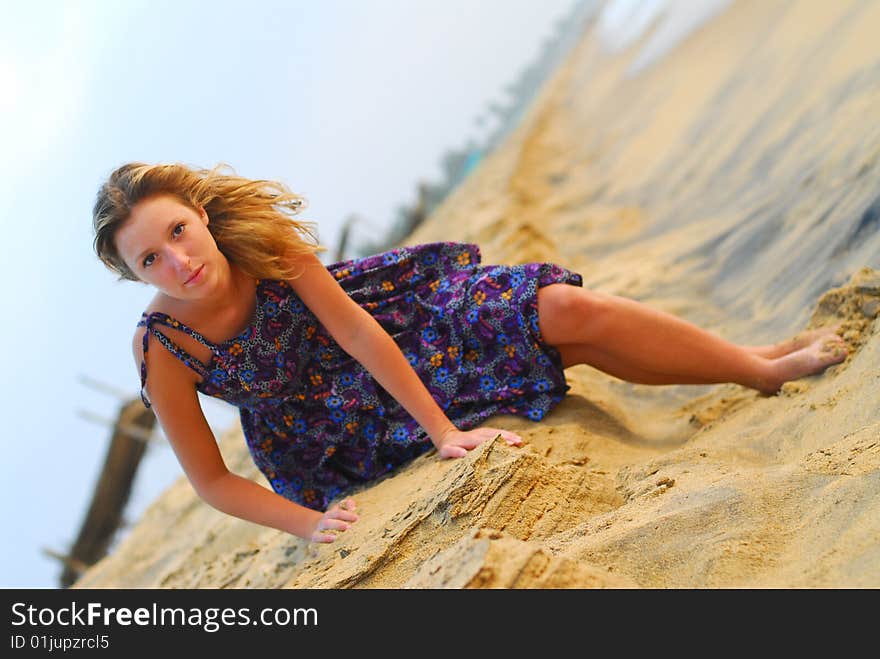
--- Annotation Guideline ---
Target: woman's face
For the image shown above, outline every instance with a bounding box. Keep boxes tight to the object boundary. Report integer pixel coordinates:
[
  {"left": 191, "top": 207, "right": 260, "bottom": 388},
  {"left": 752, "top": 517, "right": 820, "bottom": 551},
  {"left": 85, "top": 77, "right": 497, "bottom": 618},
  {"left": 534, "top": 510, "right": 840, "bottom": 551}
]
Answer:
[{"left": 115, "top": 194, "right": 222, "bottom": 299}]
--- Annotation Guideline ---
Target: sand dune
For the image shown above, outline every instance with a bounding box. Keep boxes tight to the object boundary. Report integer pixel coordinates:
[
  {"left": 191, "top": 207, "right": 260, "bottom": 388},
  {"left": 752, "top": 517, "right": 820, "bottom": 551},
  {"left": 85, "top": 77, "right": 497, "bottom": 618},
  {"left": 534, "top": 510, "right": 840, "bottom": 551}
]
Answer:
[{"left": 76, "top": 0, "right": 880, "bottom": 588}]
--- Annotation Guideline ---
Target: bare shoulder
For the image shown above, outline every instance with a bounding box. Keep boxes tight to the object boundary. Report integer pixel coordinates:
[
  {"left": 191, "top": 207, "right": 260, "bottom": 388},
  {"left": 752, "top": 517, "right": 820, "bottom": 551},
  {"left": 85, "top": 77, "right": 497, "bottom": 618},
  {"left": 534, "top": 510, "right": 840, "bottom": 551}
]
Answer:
[
  {"left": 131, "top": 291, "right": 177, "bottom": 361},
  {"left": 285, "top": 250, "right": 343, "bottom": 295},
  {"left": 131, "top": 292, "right": 201, "bottom": 390},
  {"left": 286, "top": 250, "right": 368, "bottom": 347},
  {"left": 284, "top": 249, "right": 325, "bottom": 278}
]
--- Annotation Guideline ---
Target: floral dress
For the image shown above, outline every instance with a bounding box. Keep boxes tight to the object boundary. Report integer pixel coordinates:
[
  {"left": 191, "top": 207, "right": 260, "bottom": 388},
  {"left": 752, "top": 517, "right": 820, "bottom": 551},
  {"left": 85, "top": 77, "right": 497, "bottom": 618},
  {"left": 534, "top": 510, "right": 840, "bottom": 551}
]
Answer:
[{"left": 138, "top": 242, "right": 583, "bottom": 511}]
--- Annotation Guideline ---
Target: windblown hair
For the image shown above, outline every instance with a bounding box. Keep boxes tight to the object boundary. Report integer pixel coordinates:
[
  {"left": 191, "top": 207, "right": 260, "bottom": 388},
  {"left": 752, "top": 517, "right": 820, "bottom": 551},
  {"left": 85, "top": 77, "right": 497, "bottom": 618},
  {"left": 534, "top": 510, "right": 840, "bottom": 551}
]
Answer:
[{"left": 92, "top": 162, "right": 324, "bottom": 282}]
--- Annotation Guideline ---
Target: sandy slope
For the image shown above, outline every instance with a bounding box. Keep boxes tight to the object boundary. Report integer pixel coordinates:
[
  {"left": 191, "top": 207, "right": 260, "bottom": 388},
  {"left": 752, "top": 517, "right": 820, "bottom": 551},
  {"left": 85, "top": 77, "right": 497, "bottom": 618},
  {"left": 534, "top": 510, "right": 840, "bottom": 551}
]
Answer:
[{"left": 76, "top": 0, "right": 880, "bottom": 588}]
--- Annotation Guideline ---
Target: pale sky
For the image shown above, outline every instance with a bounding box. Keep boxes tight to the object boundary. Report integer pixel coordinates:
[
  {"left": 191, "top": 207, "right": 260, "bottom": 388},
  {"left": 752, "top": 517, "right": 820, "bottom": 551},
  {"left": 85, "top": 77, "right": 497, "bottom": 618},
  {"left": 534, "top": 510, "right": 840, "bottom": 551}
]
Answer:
[{"left": 0, "top": 0, "right": 728, "bottom": 588}]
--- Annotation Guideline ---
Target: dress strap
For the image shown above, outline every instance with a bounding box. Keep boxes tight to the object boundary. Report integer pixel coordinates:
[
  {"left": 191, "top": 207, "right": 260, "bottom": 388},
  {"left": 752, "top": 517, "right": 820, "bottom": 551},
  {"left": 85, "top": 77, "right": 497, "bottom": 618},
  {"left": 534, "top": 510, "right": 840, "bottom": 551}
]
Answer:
[{"left": 137, "top": 312, "right": 216, "bottom": 408}]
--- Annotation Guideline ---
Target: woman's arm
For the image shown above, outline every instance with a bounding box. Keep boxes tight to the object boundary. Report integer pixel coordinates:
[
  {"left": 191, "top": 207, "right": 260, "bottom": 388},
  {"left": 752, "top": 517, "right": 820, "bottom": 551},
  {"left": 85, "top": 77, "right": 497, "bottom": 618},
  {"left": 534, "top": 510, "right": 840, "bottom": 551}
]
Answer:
[
  {"left": 133, "top": 327, "right": 357, "bottom": 542},
  {"left": 199, "top": 472, "right": 357, "bottom": 542},
  {"left": 288, "top": 253, "right": 523, "bottom": 455}
]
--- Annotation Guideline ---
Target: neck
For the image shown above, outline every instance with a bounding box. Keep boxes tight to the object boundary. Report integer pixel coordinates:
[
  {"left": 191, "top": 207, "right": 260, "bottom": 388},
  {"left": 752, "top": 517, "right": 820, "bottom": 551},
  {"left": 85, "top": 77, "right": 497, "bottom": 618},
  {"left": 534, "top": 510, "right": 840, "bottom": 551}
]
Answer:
[{"left": 186, "top": 258, "right": 254, "bottom": 317}]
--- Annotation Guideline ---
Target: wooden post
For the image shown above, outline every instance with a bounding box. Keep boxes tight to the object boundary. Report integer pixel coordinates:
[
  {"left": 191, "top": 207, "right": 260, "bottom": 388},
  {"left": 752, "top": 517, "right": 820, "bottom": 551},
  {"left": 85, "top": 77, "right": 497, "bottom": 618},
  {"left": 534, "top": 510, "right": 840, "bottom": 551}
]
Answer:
[{"left": 59, "top": 398, "right": 156, "bottom": 588}]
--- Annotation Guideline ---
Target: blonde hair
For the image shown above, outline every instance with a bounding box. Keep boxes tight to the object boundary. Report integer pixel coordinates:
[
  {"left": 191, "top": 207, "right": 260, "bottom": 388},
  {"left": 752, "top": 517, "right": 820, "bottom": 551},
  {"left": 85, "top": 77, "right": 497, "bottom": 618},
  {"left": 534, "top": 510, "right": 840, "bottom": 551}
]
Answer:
[{"left": 92, "top": 162, "right": 324, "bottom": 282}]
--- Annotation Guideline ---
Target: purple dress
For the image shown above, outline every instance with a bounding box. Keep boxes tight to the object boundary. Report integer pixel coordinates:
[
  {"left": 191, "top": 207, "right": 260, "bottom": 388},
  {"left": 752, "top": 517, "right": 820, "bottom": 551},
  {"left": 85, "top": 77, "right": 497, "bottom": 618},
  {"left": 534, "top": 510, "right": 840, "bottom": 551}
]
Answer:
[{"left": 138, "top": 242, "right": 583, "bottom": 511}]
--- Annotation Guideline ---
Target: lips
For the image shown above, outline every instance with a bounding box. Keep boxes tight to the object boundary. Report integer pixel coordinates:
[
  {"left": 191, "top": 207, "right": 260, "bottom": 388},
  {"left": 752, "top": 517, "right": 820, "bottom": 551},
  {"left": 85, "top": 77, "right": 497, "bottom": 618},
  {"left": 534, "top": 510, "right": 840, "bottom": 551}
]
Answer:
[{"left": 184, "top": 265, "right": 204, "bottom": 285}]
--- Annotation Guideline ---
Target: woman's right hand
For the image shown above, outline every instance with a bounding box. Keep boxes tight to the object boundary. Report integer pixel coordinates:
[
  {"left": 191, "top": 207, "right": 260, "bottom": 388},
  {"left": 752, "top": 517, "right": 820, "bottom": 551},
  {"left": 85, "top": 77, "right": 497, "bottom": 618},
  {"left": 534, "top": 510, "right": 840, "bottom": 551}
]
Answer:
[{"left": 310, "top": 498, "right": 359, "bottom": 543}]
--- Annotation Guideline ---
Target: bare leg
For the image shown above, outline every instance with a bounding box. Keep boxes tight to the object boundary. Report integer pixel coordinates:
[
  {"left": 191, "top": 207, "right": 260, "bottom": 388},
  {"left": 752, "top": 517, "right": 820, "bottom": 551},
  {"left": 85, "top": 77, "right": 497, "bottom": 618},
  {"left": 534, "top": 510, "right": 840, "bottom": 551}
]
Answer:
[
  {"left": 743, "top": 324, "right": 842, "bottom": 359},
  {"left": 539, "top": 285, "right": 847, "bottom": 394},
  {"left": 556, "top": 342, "right": 719, "bottom": 384}
]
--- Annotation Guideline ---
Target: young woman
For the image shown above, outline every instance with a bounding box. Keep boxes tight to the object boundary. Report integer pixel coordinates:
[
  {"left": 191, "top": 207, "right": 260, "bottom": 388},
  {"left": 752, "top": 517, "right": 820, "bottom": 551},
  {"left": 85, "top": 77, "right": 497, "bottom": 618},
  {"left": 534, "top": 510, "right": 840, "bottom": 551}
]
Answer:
[{"left": 92, "top": 162, "right": 847, "bottom": 543}]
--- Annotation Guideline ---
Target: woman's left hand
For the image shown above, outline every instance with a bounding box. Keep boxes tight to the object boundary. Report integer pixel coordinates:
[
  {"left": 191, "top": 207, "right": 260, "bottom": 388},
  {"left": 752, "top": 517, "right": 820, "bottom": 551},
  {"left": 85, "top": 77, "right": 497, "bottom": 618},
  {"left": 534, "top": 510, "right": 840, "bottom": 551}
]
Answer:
[{"left": 434, "top": 427, "right": 523, "bottom": 459}]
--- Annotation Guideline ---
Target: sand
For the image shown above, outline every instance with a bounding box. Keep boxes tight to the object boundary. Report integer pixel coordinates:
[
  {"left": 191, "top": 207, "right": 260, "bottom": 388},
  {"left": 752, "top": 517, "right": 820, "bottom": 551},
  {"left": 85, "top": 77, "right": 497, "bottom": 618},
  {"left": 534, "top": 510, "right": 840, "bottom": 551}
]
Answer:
[{"left": 75, "top": 0, "right": 880, "bottom": 588}]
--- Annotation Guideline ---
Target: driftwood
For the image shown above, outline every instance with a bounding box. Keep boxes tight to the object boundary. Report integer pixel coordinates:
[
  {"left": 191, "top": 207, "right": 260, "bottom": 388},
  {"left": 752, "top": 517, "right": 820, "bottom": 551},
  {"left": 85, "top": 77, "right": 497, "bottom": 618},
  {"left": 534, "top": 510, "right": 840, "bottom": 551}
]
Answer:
[
  {"left": 57, "top": 399, "right": 156, "bottom": 588},
  {"left": 400, "top": 181, "right": 430, "bottom": 240},
  {"left": 333, "top": 214, "right": 356, "bottom": 263}
]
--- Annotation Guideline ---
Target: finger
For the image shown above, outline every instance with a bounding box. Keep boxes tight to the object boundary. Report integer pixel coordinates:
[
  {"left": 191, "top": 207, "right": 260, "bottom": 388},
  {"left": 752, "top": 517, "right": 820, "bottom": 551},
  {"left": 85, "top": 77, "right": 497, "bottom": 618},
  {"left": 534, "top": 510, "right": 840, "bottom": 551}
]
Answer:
[
  {"left": 460, "top": 437, "right": 483, "bottom": 450},
  {"left": 338, "top": 498, "right": 357, "bottom": 512},
  {"left": 494, "top": 430, "right": 522, "bottom": 445},
  {"left": 320, "top": 518, "right": 351, "bottom": 532},
  {"left": 440, "top": 445, "right": 467, "bottom": 459},
  {"left": 488, "top": 429, "right": 522, "bottom": 446},
  {"left": 505, "top": 433, "right": 523, "bottom": 446},
  {"left": 312, "top": 532, "right": 337, "bottom": 543},
  {"left": 329, "top": 510, "right": 359, "bottom": 523}
]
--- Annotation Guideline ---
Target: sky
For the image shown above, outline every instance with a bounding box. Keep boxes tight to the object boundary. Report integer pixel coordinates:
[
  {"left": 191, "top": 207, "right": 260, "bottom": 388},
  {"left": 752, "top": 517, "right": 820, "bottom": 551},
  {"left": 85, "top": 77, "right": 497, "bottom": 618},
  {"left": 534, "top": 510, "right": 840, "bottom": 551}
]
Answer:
[
  {"left": 0, "top": 0, "right": 731, "bottom": 589},
  {"left": 0, "top": 0, "right": 589, "bottom": 589}
]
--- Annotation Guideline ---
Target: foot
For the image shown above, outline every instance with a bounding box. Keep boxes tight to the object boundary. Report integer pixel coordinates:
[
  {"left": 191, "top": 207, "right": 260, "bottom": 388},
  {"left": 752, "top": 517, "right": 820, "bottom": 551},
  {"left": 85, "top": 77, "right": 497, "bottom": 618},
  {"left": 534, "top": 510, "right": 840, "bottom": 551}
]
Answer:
[
  {"left": 746, "top": 323, "right": 843, "bottom": 359},
  {"left": 757, "top": 334, "right": 848, "bottom": 394}
]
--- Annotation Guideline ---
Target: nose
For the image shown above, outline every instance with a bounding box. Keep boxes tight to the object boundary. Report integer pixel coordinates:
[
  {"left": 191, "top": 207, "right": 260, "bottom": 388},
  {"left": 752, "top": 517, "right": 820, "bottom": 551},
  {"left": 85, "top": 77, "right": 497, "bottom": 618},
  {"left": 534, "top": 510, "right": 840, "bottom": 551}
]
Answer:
[{"left": 168, "top": 246, "right": 191, "bottom": 271}]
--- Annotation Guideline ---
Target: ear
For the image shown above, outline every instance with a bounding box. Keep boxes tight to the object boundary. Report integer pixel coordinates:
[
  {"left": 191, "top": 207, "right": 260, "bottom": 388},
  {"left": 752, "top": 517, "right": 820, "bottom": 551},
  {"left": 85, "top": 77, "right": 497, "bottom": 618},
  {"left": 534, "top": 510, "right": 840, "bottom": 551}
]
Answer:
[{"left": 198, "top": 206, "right": 209, "bottom": 225}]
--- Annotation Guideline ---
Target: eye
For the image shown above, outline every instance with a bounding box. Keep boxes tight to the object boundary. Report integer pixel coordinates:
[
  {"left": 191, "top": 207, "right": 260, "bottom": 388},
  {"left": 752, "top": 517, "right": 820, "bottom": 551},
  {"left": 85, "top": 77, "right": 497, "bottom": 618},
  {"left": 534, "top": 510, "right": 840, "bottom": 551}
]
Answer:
[{"left": 140, "top": 222, "right": 184, "bottom": 269}]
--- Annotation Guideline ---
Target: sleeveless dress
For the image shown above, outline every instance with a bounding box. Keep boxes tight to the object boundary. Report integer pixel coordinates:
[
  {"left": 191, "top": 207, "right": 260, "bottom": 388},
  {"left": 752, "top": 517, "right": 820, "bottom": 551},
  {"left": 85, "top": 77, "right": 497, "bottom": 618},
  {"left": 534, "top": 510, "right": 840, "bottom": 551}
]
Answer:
[{"left": 137, "top": 241, "right": 583, "bottom": 511}]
